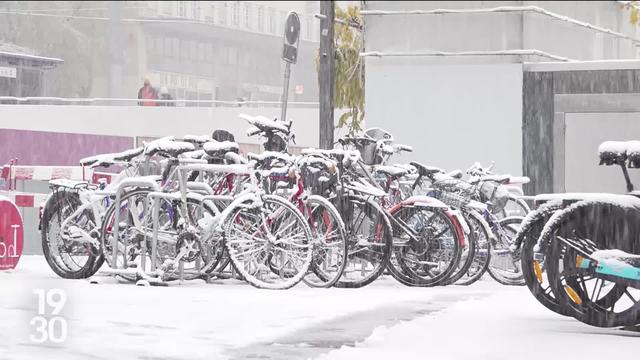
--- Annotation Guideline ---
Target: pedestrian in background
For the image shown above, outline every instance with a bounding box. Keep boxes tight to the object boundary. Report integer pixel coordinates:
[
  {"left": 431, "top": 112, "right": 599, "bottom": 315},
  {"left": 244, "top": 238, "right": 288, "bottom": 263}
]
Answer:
[
  {"left": 137, "top": 78, "right": 158, "bottom": 106},
  {"left": 158, "top": 86, "right": 175, "bottom": 106}
]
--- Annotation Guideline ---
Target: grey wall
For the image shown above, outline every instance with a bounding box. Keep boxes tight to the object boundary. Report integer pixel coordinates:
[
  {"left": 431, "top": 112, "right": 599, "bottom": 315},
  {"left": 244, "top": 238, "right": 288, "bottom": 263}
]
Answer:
[
  {"left": 564, "top": 112, "right": 640, "bottom": 193},
  {"left": 365, "top": 59, "right": 523, "bottom": 176},
  {"left": 523, "top": 69, "right": 640, "bottom": 194}
]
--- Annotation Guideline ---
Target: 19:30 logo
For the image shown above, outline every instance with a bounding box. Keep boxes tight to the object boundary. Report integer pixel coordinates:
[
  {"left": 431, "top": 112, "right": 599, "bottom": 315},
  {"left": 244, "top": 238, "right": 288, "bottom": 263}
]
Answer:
[{"left": 30, "top": 289, "right": 68, "bottom": 344}]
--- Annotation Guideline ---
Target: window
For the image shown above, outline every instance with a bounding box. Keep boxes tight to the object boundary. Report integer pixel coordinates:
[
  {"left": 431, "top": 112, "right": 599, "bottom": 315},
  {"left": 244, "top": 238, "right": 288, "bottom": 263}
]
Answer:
[
  {"left": 205, "top": 43, "right": 213, "bottom": 61},
  {"left": 173, "top": 38, "right": 180, "bottom": 57},
  {"left": 257, "top": 6, "right": 264, "bottom": 32},
  {"left": 189, "top": 40, "right": 197, "bottom": 60},
  {"left": 192, "top": 1, "right": 200, "bottom": 20},
  {"left": 205, "top": 2, "right": 215, "bottom": 23},
  {"left": 243, "top": 3, "right": 250, "bottom": 29},
  {"left": 156, "top": 37, "right": 163, "bottom": 56},
  {"left": 198, "top": 43, "right": 205, "bottom": 61},
  {"left": 217, "top": 2, "right": 227, "bottom": 25},
  {"left": 165, "top": 37, "right": 172, "bottom": 57},
  {"left": 231, "top": 2, "right": 239, "bottom": 26},
  {"left": 181, "top": 39, "right": 189, "bottom": 59},
  {"left": 178, "top": 2, "right": 186, "bottom": 17},
  {"left": 278, "top": 11, "right": 286, "bottom": 34},
  {"left": 228, "top": 47, "right": 237, "bottom": 65},
  {"left": 268, "top": 8, "right": 276, "bottom": 34},
  {"left": 146, "top": 36, "right": 154, "bottom": 54}
]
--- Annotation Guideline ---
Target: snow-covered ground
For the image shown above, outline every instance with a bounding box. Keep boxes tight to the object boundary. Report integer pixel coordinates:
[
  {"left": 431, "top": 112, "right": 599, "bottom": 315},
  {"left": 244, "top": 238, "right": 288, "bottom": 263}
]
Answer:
[{"left": 1, "top": 256, "right": 637, "bottom": 360}]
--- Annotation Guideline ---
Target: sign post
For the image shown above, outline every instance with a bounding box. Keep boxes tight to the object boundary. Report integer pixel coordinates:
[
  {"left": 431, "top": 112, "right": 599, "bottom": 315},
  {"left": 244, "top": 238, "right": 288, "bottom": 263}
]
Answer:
[{"left": 280, "top": 11, "right": 300, "bottom": 123}]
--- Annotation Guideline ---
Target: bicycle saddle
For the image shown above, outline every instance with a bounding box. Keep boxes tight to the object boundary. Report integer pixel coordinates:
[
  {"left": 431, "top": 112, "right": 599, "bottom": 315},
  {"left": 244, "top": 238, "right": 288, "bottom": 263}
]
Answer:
[
  {"left": 202, "top": 141, "right": 240, "bottom": 157},
  {"left": 183, "top": 134, "right": 213, "bottom": 145},
  {"left": 239, "top": 114, "right": 291, "bottom": 135},
  {"left": 143, "top": 137, "right": 195, "bottom": 158},
  {"left": 79, "top": 147, "right": 144, "bottom": 168},
  {"left": 374, "top": 165, "right": 409, "bottom": 178},
  {"left": 410, "top": 161, "right": 443, "bottom": 177}
]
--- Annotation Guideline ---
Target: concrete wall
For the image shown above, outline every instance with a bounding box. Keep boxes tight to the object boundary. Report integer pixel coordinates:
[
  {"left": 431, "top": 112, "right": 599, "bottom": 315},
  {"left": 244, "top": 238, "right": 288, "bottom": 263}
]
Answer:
[
  {"left": 363, "top": 1, "right": 640, "bottom": 185},
  {"left": 564, "top": 112, "right": 640, "bottom": 193},
  {"left": 0, "top": 105, "right": 321, "bottom": 148},
  {"left": 364, "top": 1, "right": 640, "bottom": 61},
  {"left": 365, "top": 60, "right": 523, "bottom": 176},
  {"left": 523, "top": 65, "right": 640, "bottom": 194}
]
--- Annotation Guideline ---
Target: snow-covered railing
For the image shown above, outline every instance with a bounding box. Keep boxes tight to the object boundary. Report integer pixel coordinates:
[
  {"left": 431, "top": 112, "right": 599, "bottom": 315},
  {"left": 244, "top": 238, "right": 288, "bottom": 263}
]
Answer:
[
  {"left": 360, "top": 5, "right": 640, "bottom": 45},
  {"left": 0, "top": 96, "right": 319, "bottom": 108},
  {"left": 360, "top": 49, "right": 574, "bottom": 62}
]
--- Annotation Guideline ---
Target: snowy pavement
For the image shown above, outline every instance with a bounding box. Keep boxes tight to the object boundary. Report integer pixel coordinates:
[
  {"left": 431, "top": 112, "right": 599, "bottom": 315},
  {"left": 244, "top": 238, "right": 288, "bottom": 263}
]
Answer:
[{"left": 1, "top": 256, "right": 638, "bottom": 360}]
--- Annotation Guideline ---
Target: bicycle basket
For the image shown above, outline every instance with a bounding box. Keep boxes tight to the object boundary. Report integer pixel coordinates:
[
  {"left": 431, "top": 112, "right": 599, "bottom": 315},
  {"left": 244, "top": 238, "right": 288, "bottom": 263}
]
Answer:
[
  {"left": 478, "top": 181, "right": 510, "bottom": 214},
  {"left": 358, "top": 128, "right": 394, "bottom": 165},
  {"left": 432, "top": 190, "right": 471, "bottom": 209},
  {"left": 431, "top": 178, "right": 475, "bottom": 208}
]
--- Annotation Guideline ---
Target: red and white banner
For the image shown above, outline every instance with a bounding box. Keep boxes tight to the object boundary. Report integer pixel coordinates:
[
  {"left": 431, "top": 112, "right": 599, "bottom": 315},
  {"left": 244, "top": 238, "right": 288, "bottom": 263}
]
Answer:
[
  {"left": 0, "top": 191, "right": 49, "bottom": 208},
  {"left": 1, "top": 165, "right": 90, "bottom": 182},
  {"left": 0, "top": 196, "right": 23, "bottom": 270}
]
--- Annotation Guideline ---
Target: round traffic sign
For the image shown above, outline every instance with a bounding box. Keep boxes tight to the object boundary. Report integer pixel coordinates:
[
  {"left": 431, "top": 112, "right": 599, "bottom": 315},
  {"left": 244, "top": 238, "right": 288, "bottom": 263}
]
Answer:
[{"left": 0, "top": 197, "right": 23, "bottom": 270}]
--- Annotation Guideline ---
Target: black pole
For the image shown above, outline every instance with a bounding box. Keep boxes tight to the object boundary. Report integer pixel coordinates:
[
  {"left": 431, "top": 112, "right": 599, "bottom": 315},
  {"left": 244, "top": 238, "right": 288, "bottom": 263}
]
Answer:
[{"left": 319, "top": 1, "right": 335, "bottom": 149}]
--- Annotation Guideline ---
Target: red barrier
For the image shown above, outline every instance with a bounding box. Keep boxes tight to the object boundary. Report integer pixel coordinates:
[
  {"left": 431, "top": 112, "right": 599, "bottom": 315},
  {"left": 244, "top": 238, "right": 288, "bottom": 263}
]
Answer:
[{"left": 0, "top": 196, "right": 23, "bottom": 270}]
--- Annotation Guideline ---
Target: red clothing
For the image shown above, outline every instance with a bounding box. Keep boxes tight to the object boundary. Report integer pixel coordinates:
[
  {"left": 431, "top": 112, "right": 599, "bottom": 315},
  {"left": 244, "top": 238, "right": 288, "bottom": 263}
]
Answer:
[{"left": 137, "top": 85, "right": 158, "bottom": 106}]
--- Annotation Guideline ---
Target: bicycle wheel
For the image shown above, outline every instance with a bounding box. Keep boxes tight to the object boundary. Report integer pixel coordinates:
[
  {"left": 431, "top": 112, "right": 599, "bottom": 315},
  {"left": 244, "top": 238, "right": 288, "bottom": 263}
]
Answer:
[
  {"left": 498, "top": 195, "right": 530, "bottom": 219},
  {"left": 487, "top": 216, "right": 525, "bottom": 285},
  {"left": 438, "top": 210, "right": 477, "bottom": 286},
  {"left": 519, "top": 202, "right": 570, "bottom": 315},
  {"left": 546, "top": 201, "right": 640, "bottom": 327},
  {"left": 224, "top": 195, "right": 313, "bottom": 289},
  {"left": 335, "top": 195, "right": 392, "bottom": 288},
  {"left": 456, "top": 210, "right": 492, "bottom": 286},
  {"left": 302, "top": 195, "right": 348, "bottom": 288},
  {"left": 390, "top": 206, "right": 463, "bottom": 287},
  {"left": 41, "top": 190, "right": 99, "bottom": 279},
  {"left": 153, "top": 197, "right": 226, "bottom": 279}
]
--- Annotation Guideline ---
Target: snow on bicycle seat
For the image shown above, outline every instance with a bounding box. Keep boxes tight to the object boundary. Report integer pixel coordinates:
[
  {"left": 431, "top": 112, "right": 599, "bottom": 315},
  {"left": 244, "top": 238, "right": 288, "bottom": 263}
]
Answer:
[
  {"left": 180, "top": 149, "right": 206, "bottom": 159},
  {"left": 239, "top": 114, "right": 290, "bottom": 134},
  {"left": 598, "top": 140, "right": 635, "bottom": 166},
  {"left": 79, "top": 147, "right": 143, "bottom": 168},
  {"left": 112, "top": 147, "right": 144, "bottom": 162},
  {"left": 247, "top": 151, "right": 294, "bottom": 164},
  {"left": 183, "top": 134, "right": 213, "bottom": 145},
  {"left": 143, "top": 136, "right": 195, "bottom": 157},
  {"left": 373, "top": 165, "right": 409, "bottom": 178},
  {"left": 410, "top": 161, "right": 443, "bottom": 177},
  {"left": 202, "top": 141, "right": 240, "bottom": 157},
  {"left": 627, "top": 141, "right": 640, "bottom": 168}
]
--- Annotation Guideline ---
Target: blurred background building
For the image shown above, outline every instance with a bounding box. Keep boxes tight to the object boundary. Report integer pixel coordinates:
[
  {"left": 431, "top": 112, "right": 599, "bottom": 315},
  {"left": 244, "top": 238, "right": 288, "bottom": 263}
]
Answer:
[{"left": 0, "top": 1, "right": 320, "bottom": 102}]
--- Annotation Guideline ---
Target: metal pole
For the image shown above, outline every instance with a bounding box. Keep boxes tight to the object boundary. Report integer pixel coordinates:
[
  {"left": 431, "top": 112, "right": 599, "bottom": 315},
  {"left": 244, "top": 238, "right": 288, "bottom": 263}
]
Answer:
[
  {"left": 280, "top": 62, "right": 292, "bottom": 122},
  {"left": 319, "top": 1, "right": 335, "bottom": 149}
]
